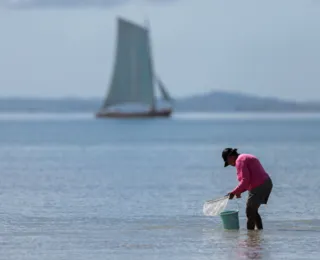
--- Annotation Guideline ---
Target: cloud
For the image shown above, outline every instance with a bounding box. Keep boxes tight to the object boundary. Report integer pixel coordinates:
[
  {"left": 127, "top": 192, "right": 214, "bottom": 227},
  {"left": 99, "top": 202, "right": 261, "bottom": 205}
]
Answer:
[{"left": 1, "top": 0, "right": 174, "bottom": 9}]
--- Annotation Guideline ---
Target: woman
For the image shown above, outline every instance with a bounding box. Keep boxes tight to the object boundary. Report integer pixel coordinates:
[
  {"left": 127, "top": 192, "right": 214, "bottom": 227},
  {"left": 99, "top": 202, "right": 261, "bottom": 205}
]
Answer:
[{"left": 222, "top": 148, "right": 273, "bottom": 230}]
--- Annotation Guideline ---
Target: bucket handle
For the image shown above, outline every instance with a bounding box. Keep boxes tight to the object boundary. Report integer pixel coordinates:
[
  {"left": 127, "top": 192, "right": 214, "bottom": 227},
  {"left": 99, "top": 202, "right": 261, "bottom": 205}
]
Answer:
[
  {"left": 236, "top": 200, "right": 240, "bottom": 211},
  {"left": 228, "top": 197, "right": 240, "bottom": 212},
  {"left": 224, "top": 194, "right": 241, "bottom": 211}
]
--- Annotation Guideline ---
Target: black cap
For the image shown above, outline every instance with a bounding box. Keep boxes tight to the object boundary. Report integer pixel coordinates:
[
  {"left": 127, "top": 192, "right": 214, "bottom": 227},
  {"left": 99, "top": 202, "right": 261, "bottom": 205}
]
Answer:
[{"left": 222, "top": 148, "right": 238, "bottom": 167}]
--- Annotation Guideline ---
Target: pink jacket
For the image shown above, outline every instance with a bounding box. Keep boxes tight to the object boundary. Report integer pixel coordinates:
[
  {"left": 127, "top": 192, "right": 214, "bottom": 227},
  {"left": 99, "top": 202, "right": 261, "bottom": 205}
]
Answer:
[{"left": 231, "top": 154, "right": 269, "bottom": 194}]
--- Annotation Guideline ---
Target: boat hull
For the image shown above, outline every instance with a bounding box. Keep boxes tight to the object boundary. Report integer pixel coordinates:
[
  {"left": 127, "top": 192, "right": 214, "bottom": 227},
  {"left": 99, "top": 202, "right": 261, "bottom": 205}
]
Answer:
[{"left": 95, "top": 109, "right": 172, "bottom": 118}]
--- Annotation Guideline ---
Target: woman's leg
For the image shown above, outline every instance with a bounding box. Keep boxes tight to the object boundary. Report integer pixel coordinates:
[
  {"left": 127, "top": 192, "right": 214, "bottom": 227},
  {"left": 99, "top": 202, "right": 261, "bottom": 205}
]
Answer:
[
  {"left": 246, "top": 205, "right": 257, "bottom": 230},
  {"left": 247, "top": 178, "right": 272, "bottom": 230},
  {"left": 255, "top": 207, "right": 263, "bottom": 230},
  {"left": 246, "top": 204, "right": 263, "bottom": 230}
]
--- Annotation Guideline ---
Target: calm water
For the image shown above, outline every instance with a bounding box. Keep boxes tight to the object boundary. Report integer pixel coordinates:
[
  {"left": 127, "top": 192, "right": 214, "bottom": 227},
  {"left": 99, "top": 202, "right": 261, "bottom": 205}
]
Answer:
[{"left": 0, "top": 112, "right": 320, "bottom": 260}]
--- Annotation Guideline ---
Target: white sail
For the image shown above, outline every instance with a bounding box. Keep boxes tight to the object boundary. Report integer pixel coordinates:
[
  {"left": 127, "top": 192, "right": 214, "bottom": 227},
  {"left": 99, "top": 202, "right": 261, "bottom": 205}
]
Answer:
[{"left": 102, "top": 17, "right": 155, "bottom": 110}]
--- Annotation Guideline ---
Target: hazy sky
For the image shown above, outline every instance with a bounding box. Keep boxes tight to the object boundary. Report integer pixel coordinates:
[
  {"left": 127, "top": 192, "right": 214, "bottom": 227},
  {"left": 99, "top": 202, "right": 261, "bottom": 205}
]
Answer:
[{"left": 0, "top": 0, "right": 319, "bottom": 101}]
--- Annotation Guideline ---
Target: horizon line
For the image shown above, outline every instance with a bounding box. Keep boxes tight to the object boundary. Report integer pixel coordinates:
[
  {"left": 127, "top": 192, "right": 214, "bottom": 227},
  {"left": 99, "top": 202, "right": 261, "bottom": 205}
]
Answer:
[{"left": 0, "top": 90, "right": 318, "bottom": 103}]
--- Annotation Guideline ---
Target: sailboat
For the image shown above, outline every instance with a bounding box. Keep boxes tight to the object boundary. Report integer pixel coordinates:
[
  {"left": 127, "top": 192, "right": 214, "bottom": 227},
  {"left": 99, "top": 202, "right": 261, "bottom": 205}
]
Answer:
[{"left": 96, "top": 17, "right": 173, "bottom": 118}]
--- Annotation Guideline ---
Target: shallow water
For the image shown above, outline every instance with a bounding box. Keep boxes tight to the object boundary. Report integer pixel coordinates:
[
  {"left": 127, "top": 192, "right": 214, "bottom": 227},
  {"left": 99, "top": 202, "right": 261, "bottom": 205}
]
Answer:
[{"left": 0, "top": 112, "right": 320, "bottom": 260}]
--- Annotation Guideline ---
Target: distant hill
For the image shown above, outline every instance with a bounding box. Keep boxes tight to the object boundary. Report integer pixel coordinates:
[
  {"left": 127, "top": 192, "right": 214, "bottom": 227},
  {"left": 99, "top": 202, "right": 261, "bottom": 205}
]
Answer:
[
  {"left": 174, "top": 91, "right": 320, "bottom": 112},
  {"left": 1, "top": 91, "right": 320, "bottom": 113}
]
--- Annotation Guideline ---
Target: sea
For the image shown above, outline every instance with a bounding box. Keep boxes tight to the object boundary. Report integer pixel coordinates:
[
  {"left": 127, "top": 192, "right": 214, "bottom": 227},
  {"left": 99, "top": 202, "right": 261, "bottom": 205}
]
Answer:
[{"left": 0, "top": 112, "right": 320, "bottom": 260}]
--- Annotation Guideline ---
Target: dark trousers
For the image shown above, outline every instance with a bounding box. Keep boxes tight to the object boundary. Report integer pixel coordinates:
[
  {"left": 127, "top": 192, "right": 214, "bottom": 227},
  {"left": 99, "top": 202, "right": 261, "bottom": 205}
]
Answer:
[
  {"left": 246, "top": 204, "right": 263, "bottom": 230},
  {"left": 246, "top": 177, "right": 273, "bottom": 230}
]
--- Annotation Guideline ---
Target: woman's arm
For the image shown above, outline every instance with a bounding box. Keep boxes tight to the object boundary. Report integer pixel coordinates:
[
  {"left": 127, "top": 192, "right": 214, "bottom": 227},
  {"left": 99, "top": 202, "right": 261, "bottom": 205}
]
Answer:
[{"left": 231, "top": 158, "right": 250, "bottom": 195}]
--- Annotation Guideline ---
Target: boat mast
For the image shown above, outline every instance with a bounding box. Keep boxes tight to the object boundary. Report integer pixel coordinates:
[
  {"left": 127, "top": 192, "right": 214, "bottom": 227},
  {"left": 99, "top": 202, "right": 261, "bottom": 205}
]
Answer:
[
  {"left": 136, "top": 0, "right": 156, "bottom": 112},
  {"left": 144, "top": 17, "right": 157, "bottom": 112}
]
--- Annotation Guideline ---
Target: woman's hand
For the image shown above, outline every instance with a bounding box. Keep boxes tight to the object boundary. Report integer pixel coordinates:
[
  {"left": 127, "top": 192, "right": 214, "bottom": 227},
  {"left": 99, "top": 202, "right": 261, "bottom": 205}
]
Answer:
[
  {"left": 226, "top": 192, "right": 241, "bottom": 199},
  {"left": 227, "top": 193, "right": 235, "bottom": 199}
]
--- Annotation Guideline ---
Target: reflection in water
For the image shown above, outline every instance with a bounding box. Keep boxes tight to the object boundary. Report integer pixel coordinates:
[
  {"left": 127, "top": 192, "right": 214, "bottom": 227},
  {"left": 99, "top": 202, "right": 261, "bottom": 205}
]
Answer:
[{"left": 237, "top": 231, "right": 264, "bottom": 260}]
